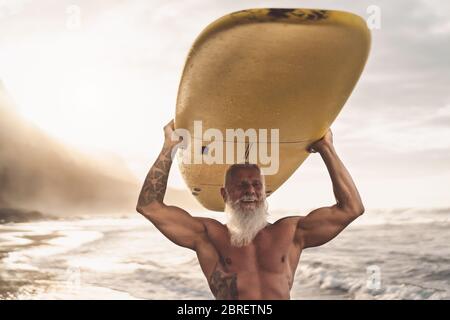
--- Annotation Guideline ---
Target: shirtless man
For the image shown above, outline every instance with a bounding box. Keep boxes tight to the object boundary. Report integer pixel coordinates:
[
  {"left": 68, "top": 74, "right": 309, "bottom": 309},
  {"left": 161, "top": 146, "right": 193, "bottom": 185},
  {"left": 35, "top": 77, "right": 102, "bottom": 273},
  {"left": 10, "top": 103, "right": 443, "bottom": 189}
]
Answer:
[{"left": 136, "top": 120, "right": 364, "bottom": 300}]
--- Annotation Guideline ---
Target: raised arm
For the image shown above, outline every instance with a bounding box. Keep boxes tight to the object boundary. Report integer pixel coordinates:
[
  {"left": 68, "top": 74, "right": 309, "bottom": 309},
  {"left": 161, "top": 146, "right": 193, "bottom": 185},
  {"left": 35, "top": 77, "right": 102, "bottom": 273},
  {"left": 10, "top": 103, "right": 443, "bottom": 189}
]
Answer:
[
  {"left": 295, "top": 129, "right": 365, "bottom": 248},
  {"left": 136, "top": 120, "right": 207, "bottom": 250}
]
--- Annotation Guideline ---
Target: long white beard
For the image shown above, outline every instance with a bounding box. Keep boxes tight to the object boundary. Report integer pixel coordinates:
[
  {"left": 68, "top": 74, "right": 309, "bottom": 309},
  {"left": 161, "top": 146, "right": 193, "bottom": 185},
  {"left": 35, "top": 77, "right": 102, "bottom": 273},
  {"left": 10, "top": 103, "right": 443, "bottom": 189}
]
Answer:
[{"left": 225, "top": 196, "right": 269, "bottom": 247}]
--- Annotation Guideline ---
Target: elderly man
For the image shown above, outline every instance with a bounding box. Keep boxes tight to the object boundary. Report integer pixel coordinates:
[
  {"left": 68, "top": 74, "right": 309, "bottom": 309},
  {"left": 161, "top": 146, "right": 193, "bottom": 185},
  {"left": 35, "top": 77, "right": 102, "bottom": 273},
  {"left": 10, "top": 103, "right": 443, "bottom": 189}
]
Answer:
[{"left": 136, "top": 120, "right": 364, "bottom": 300}]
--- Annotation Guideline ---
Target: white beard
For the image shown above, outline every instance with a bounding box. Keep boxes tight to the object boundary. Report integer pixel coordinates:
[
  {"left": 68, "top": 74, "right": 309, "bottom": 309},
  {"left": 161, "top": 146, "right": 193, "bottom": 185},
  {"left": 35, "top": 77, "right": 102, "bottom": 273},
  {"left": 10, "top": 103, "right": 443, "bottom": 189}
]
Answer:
[{"left": 225, "top": 196, "right": 269, "bottom": 247}]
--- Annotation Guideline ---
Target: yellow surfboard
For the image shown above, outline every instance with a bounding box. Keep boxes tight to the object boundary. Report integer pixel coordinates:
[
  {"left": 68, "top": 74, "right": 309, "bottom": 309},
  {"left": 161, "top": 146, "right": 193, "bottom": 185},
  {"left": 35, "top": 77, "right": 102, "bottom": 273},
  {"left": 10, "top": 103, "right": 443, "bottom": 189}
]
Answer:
[{"left": 175, "top": 8, "right": 370, "bottom": 211}]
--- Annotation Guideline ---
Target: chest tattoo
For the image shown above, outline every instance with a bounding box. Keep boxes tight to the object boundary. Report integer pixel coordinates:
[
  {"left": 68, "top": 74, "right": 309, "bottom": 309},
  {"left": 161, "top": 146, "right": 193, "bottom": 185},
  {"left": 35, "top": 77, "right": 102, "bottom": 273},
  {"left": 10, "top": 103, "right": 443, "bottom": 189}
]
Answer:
[{"left": 210, "top": 269, "right": 238, "bottom": 300}]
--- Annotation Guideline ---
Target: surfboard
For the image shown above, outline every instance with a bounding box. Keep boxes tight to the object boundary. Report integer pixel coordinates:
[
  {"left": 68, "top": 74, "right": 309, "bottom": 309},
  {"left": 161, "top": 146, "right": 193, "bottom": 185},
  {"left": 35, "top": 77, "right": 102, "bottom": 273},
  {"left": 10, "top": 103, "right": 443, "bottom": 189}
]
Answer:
[{"left": 175, "top": 8, "right": 370, "bottom": 211}]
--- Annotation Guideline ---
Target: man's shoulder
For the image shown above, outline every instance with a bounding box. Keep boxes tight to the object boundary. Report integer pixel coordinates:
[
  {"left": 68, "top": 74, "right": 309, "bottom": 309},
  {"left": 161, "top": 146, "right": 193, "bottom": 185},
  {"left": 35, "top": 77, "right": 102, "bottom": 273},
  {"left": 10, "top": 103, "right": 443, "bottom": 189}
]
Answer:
[
  {"left": 273, "top": 215, "right": 306, "bottom": 227},
  {"left": 197, "top": 216, "right": 224, "bottom": 228},
  {"left": 196, "top": 217, "right": 228, "bottom": 243}
]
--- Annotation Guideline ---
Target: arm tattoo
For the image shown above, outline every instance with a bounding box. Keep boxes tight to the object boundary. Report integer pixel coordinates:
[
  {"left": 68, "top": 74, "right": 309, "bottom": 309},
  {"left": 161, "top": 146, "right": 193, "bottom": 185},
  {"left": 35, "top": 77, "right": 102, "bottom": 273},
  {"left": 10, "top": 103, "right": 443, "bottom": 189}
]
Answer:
[
  {"left": 210, "top": 269, "right": 238, "bottom": 300},
  {"left": 137, "top": 144, "right": 174, "bottom": 207}
]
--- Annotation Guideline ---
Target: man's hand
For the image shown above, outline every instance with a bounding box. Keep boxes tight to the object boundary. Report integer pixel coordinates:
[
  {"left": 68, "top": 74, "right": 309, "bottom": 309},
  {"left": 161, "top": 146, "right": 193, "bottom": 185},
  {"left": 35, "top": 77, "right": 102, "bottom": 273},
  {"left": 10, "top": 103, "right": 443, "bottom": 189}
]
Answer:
[
  {"left": 163, "top": 119, "right": 183, "bottom": 147},
  {"left": 307, "top": 129, "right": 333, "bottom": 153}
]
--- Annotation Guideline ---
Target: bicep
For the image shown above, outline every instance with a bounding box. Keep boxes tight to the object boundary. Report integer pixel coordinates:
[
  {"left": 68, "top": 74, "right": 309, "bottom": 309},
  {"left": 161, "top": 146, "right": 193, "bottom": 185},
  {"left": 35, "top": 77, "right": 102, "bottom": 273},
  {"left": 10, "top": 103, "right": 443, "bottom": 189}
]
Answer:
[
  {"left": 295, "top": 205, "right": 359, "bottom": 248},
  {"left": 137, "top": 203, "right": 206, "bottom": 250}
]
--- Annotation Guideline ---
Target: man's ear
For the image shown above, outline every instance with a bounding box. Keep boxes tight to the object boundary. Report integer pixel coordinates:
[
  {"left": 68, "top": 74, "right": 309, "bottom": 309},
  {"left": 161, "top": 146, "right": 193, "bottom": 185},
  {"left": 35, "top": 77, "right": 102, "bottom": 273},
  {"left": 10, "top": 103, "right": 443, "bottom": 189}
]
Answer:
[{"left": 220, "top": 187, "right": 227, "bottom": 202}]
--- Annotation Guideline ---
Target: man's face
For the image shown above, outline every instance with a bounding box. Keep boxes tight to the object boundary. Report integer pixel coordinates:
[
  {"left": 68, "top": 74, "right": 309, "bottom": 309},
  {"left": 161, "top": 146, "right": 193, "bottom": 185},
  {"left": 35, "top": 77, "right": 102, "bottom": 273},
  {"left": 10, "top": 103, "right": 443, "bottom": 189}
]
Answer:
[
  {"left": 224, "top": 167, "right": 265, "bottom": 213},
  {"left": 222, "top": 166, "right": 268, "bottom": 247}
]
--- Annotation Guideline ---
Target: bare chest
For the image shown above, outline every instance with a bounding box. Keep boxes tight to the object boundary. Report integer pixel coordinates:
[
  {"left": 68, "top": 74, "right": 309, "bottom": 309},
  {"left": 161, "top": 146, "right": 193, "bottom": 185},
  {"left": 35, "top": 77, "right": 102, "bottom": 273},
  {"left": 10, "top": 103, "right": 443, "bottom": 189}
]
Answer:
[
  {"left": 204, "top": 226, "right": 302, "bottom": 299},
  {"left": 210, "top": 225, "right": 301, "bottom": 275}
]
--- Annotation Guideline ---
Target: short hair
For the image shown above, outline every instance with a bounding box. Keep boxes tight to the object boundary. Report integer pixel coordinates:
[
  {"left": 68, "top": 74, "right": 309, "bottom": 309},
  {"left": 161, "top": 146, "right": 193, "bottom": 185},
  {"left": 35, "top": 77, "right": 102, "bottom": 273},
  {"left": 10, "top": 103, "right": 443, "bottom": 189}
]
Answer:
[{"left": 223, "top": 163, "right": 263, "bottom": 189}]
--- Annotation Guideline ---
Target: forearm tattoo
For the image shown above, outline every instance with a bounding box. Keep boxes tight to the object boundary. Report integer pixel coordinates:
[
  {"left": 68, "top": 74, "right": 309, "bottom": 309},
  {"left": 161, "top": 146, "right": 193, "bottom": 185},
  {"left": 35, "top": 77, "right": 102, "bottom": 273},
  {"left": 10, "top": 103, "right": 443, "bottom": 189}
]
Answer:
[{"left": 137, "top": 144, "right": 174, "bottom": 206}]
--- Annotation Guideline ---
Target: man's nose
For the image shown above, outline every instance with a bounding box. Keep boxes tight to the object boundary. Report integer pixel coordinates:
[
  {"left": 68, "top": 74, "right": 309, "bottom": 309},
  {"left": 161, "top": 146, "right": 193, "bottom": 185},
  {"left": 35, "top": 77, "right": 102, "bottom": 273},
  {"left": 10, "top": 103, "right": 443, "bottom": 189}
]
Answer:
[{"left": 245, "top": 185, "right": 256, "bottom": 195}]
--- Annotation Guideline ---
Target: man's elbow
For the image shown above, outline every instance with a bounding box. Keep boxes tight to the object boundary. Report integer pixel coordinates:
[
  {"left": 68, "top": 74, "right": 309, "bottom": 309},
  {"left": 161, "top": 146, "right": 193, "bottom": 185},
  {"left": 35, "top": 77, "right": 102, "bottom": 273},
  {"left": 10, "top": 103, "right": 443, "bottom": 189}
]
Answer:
[
  {"left": 340, "top": 203, "right": 365, "bottom": 219},
  {"left": 357, "top": 207, "right": 365, "bottom": 217},
  {"left": 136, "top": 201, "right": 164, "bottom": 218},
  {"left": 351, "top": 204, "right": 365, "bottom": 218},
  {"left": 136, "top": 205, "right": 148, "bottom": 219},
  {"left": 136, "top": 205, "right": 144, "bottom": 215}
]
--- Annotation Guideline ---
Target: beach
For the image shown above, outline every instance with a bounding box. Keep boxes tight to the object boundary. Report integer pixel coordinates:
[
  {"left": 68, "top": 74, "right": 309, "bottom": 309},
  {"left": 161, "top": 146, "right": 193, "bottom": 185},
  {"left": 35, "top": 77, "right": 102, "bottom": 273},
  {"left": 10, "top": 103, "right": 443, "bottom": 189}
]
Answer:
[{"left": 1, "top": 208, "right": 449, "bottom": 300}]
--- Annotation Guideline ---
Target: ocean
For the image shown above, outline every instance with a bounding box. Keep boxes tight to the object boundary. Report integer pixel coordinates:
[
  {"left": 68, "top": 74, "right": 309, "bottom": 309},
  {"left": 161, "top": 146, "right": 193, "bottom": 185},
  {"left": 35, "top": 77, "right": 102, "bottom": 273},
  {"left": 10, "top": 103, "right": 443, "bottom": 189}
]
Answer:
[{"left": 1, "top": 208, "right": 449, "bottom": 300}]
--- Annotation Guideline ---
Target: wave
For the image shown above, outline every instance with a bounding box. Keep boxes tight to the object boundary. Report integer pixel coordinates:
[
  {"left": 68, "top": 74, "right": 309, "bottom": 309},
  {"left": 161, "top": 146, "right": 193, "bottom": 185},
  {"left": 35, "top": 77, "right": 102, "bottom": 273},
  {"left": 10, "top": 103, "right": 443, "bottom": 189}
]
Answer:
[{"left": 295, "top": 262, "right": 449, "bottom": 300}]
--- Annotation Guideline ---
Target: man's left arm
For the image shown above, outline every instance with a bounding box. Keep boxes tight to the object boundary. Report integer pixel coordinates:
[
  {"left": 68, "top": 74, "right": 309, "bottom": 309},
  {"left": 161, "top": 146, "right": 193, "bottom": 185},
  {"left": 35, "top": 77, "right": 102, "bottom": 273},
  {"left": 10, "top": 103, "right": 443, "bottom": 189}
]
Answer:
[{"left": 295, "top": 129, "right": 365, "bottom": 248}]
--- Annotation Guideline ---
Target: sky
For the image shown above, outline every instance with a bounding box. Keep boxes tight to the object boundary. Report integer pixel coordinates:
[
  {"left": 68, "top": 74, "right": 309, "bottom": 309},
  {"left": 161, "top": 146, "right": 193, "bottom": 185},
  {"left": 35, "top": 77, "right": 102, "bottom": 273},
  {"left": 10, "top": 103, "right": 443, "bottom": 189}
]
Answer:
[{"left": 0, "top": 0, "right": 449, "bottom": 210}]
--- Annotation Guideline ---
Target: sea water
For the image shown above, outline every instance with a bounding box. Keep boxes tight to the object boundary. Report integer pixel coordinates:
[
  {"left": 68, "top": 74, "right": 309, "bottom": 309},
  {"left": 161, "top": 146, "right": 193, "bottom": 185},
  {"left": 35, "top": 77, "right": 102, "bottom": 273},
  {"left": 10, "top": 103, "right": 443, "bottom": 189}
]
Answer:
[{"left": 0, "top": 208, "right": 449, "bottom": 300}]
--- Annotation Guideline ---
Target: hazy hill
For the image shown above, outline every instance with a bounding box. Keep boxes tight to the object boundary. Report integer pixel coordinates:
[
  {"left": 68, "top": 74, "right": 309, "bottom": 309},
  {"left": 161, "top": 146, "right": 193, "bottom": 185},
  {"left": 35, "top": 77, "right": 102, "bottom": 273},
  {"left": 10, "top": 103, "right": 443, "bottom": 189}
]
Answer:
[{"left": 0, "top": 81, "right": 203, "bottom": 219}]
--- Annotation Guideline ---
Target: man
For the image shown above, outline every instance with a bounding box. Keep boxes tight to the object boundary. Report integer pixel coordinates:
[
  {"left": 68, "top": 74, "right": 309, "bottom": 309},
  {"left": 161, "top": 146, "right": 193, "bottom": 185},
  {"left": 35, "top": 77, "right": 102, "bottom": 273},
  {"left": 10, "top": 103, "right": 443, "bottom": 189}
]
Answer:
[{"left": 136, "top": 120, "right": 364, "bottom": 300}]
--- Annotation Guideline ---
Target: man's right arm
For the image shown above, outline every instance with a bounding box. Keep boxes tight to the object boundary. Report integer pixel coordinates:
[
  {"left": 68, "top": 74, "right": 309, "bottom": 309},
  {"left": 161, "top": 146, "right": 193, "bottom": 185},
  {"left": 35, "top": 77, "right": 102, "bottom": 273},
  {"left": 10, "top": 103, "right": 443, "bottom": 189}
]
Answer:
[{"left": 136, "top": 120, "right": 207, "bottom": 251}]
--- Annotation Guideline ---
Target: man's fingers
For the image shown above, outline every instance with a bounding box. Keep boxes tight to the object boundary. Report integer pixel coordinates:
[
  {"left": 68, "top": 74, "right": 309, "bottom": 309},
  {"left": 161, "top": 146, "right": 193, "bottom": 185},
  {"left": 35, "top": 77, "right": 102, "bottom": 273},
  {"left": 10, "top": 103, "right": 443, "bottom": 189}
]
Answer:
[
  {"left": 307, "top": 146, "right": 316, "bottom": 153},
  {"left": 164, "top": 119, "right": 175, "bottom": 132}
]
